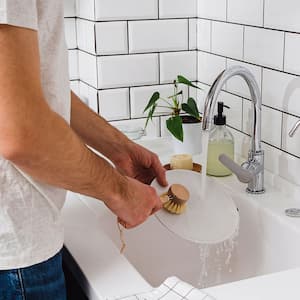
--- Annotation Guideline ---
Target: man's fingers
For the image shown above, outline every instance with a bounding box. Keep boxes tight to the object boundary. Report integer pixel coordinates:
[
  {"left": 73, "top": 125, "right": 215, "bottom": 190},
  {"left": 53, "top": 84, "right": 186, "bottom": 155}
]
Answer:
[{"left": 152, "top": 156, "right": 168, "bottom": 187}]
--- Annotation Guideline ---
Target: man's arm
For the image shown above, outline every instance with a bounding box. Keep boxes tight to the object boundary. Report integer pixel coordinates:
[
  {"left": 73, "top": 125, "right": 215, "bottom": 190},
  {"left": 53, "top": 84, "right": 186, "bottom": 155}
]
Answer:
[
  {"left": 0, "top": 25, "right": 162, "bottom": 228},
  {"left": 71, "top": 92, "right": 167, "bottom": 186}
]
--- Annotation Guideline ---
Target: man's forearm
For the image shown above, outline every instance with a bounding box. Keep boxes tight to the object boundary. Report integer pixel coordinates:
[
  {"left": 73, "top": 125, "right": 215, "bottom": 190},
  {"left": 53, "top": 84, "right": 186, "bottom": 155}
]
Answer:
[
  {"left": 70, "top": 92, "right": 131, "bottom": 162},
  {"left": 9, "top": 103, "right": 127, "bottom": 203}
]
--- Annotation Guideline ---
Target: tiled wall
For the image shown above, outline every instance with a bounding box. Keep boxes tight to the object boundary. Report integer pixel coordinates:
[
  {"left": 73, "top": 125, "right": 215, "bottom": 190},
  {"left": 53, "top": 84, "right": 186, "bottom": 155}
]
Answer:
[
  {"left": 64, "top": 0, "right": 300, "bottom": 185},
  {"left": 197, "top": 0, "right": 300, "bottom": 185},
  {"left": 64, "top": 0, "right": 198, "bottom": 138}
]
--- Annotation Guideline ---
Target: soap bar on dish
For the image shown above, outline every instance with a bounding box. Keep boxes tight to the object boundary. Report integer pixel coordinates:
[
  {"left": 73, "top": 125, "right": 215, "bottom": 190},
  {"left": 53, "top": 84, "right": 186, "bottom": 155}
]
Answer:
[{"left": 170, "top": 154, "right": 193, "bottom": 170}]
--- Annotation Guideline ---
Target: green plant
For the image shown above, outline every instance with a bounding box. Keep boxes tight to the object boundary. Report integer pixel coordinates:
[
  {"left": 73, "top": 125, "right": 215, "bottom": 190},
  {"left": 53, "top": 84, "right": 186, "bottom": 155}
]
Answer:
[{"left": 143, "top": 75, "right": 202, "bottom": 142}]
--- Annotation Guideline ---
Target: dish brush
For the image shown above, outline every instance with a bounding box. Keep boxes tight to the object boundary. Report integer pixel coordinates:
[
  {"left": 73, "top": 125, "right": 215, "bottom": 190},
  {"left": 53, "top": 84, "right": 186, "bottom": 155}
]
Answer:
[{"left": 160, "top": 184, "right": 190, "bottom": 214}]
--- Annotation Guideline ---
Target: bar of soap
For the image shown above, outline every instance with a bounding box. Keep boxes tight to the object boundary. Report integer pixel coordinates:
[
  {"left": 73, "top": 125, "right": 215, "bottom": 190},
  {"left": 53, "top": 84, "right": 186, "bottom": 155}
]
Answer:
[{"left": 170, "top": 154, "right": 193, "bottom": 170}]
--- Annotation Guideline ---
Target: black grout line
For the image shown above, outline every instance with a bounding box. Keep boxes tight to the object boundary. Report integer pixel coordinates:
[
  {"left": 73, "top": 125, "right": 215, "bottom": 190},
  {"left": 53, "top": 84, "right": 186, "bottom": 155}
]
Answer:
[
  {"left": 128, "top": 87, "right": 132, "bottom": 119},
  {"left": 197, "top": 16, "right": 300, "bottom": 35},
  {"left": 126, "top": 21, "right": 130, "bottom": 54},
  {"left": 158, "top": 53, "right": 161, "bottom": 84},
  {"left": 76, "top": 47, "right": 194, "bottom": 57},
  {"left": 280, "top": 110, "right": 284, "bottom": 149},
  {"left": 210, "top": 20, "right": 212, "bottom": 52},
  {"left": 93, "top": 23, "right": 97, "bottom": 54},
  {"left": 75, "top": 16, "right": 198, "bottom": 23},
  {"left": 187, "top": 18, "right": 190, "bottom": 50},
  {"left": 242, "top": 25, "right": 245, "bottom": 61},
  {"left": 197, "top": 49, "right": 300, "bottom": 78}
]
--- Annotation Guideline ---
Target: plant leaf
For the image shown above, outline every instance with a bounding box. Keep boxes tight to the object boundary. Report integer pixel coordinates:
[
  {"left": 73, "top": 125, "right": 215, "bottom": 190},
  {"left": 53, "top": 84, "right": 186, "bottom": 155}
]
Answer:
[
  {"left": 144, "top": 103, "right": 157, "bottom": 128},
  {"left": 166, "top": 115, "right": 183, "bottom": 142},
  {"left": 167, "top": 90, "right": 183, "bottom": 99},
  {"left": 182, "top": 98, "right": 200, "bottom": 119},
  {"left": 177, "top": 75, "right": 201, "bottom": 89},
  {"left": 143, "top": 92, "right": 160, "bottom": 112}
]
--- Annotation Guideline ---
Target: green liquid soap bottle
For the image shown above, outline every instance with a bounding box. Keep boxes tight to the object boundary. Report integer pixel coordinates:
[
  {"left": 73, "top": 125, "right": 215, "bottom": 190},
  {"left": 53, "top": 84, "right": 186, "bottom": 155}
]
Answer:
[{"left": 207, "top": 101, "right": 234, "bottom": 177}]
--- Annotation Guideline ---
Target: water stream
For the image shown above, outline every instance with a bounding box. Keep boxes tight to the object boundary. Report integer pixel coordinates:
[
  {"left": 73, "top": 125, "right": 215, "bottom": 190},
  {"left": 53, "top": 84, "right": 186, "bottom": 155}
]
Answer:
[{"left": 196, "top": 130, "right": 239, "bottom": 288}]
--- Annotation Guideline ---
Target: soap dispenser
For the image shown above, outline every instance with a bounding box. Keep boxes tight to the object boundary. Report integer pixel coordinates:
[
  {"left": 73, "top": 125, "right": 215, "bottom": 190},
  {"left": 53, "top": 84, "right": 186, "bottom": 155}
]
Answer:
[{"left": 206, "top": 102, "right": 234, "bottom": 176}]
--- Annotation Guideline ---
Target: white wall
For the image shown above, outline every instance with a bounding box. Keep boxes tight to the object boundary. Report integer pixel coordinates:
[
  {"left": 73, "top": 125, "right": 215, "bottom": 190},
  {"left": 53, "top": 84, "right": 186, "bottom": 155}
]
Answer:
[
  {"left": 197, "top": 0, "right": 300, "bottom": 185},
  {"left": 64, "top": 0, "right": 198, "bottom": 138},
  {"left": 64, "top": 0, "right": 300, "bottom": 185}
]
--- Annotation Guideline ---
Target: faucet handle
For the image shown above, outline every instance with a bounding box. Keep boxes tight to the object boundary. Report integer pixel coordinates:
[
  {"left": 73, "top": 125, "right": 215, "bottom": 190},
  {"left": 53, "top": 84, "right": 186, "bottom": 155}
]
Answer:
[{"left": 218, "top": 154, "right": 258, "bottom": 183}]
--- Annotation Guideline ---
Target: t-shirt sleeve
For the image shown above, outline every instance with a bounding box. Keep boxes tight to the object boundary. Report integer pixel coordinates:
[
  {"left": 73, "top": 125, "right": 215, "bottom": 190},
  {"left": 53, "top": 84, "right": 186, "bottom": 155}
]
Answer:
[{"left": 0, "top": 0, "right": 38, "bottom": 30}]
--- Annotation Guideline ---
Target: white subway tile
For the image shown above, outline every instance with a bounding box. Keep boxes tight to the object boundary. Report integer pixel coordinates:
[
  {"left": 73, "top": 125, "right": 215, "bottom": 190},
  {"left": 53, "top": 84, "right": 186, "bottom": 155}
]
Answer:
[
  {"left": 128, "top": 20, "right": 188, "bottom": 53},
  {"left": 130, "top": 84, "right": 189, "bottom": 118},
  {"left": 230, "top": 128, "right": 250, "bottom": 158},
  {"left": 159, "top": 0, "right": 197, "bottom": 18},
  {"left": 64, "top": 0, "right": 76, "bottom": 17},
  {"left": 79, "top": 82, "right": 98, "bottom": 113},
  {"left": 218, "top": 92, "right": 243, "bottom": 130},
  {"left": 160, "top": 51, "right": 197, "bottom": 84},
  {"left": 198, "top": 52, "right": 226, "bottom": 85},
  {"left": 68, "top": 50, "right": 79, "bottom": 80},
  {"left": 242, "top": 99, "right": 252, "bottom": 135},
  {"left": 98, "top": 88, "right": 129, "bottom": 121},
  {"left": 70, "top": 80, "right": 80, "bottom": 95},
  {"left": 78, "top": 51, "right": 98, "bottom": 88},
  {"left": 226, "top": 59, "right": 262, "bottom": 99},
  {"left": 197, "top": 19, "right": 211, "bottom": 52},
  {"left": 76, "top": 19, "right": 96, "bottom": 54},
  {"left": 76, "top": 0, "right": 94, "bottom": 20},
  {"left": 189, "top": 19, "right": 197, "bottom": 50},
  {"left": 95, "top": 0, "right": 158, "bottom": 21},
  {"left": 243, "top": 101, "right": 282, "bottom": 147},
  {"left": 111, "top": 118, "right": 160, "bottom": 138},
  {"left": 64, "top": 18, "right": 77, "bottom": 49},
  {"left": 95, "top": 22, "right": 128, "bottom": 55},
  {"left": 262, "top": 68, "right": 300, "bottom": 116},
  {"left": 244, "top": 27, "right": 284, "bottom": 70},
  {"left": 196, "top": 83, "right": 210, "bottom": 113},
  {"left": 227, "top": 0, "right": 264, "bottom": 26},
  {"left": 282, "top": 114, "right": 300, "bottom": 157},
  {"left": 265, "top": 0, "right": 300, "bottom": 33},
  {"left": 284, "top": 33, "right": 300, "bottom": 76},
  {"left": 97, "top": 54, "right": 159, "bottom": 89},
  {"left": 212, "top": 22, "right": 244, "bottom": 60},
  {"left": 262, "top": 142, "right": 300, "bottom": 186},
  {"left": 198, "top": 0, "right": 227, "bottom": 21}
]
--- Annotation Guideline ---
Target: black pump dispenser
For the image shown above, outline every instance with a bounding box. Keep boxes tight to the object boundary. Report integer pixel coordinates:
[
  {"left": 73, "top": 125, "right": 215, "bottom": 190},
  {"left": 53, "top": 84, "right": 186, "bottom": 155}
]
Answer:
[{"left": 214, "top": 102, "right": 230, "bottom": 126}]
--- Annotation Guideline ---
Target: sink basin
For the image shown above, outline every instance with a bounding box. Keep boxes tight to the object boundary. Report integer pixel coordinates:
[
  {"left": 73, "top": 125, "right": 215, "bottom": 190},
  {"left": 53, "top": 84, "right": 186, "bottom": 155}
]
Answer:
[{"left": 79, "top": 176, "right": 300, "bottom": 289}]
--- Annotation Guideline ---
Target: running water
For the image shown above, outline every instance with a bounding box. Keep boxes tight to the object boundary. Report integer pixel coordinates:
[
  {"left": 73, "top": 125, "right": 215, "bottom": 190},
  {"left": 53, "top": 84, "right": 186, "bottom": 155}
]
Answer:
[
  {"left": 200, "top": 130, "right": 210, "bottom": 177},
  {"left": 196, "top": 130, "right": 239, "bottom": 288},
  {"left": 197, "top": 229, "right": 239, "bottom": 288}
]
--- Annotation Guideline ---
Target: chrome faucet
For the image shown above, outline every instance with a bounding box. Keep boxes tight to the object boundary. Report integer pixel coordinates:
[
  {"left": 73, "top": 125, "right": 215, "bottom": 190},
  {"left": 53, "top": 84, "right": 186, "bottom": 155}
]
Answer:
[
  {"left": 202, "top": 66, "right": 265, "bottom": 194},
  {"left": 289, "top": 120, "right": 300, "bottom": 137}
]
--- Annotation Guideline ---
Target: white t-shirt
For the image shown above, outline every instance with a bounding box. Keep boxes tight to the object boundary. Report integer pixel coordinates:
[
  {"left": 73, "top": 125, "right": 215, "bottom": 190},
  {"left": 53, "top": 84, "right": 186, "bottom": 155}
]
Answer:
[{"left": 0, "top": 0, "right": 70, "bottom": 269}]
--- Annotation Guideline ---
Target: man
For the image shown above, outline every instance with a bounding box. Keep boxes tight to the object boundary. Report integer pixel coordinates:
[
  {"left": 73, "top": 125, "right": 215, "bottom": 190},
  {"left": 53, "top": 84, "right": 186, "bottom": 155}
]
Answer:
[{"left": 0, "top": 1, "right": 167, "bottom": 299}]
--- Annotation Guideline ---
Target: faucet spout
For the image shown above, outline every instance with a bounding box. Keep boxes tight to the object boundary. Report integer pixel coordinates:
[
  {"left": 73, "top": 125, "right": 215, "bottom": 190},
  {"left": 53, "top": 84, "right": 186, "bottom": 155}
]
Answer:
[{"left": 202, "top": 66, "right": 265, "bottom": 194}]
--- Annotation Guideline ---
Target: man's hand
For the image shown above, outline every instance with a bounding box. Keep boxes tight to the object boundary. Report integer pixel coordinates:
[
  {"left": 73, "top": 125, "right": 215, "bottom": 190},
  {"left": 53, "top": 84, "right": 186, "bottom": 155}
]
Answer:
[
  {"left": 112, "top": 142, "right": 168, "bottom": 187},
  {"left": 106, "top": 176, "right": 163, "bottom": 229}
]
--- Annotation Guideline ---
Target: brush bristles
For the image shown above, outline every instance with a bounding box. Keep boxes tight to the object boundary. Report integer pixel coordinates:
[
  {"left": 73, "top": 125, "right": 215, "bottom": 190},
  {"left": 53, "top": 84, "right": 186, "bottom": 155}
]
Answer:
[{"left": 163, "top": 200, "right": 186, "bottom": 214}]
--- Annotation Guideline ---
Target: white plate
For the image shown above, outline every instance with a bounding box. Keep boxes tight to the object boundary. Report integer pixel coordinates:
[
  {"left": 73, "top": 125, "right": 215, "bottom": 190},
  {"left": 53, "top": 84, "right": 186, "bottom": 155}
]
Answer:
[{"left": 152, "top": 170, "right": 239, "bottom": 244}]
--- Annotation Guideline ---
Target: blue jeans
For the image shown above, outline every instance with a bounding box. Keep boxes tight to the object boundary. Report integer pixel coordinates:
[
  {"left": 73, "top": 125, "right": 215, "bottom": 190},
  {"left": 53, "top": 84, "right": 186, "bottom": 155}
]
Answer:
[{"left": 0, "top": 250, "right": 67, "bottom": 300}]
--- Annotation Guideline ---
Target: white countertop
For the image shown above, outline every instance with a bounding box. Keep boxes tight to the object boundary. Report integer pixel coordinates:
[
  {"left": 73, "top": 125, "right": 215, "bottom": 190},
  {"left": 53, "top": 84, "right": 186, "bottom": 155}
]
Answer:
[{"left": 62, "top": 137, "right": 300, "bottom": 300}]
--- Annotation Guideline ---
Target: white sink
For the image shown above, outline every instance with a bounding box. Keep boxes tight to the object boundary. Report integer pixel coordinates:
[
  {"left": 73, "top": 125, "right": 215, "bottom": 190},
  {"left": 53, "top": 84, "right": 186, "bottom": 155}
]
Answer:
[
  {"left": 62, "top": 138, "right": 300, "bottom": 298},
  {"left": 79, "top": 171, "right": 300, "bottom": 290}
]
